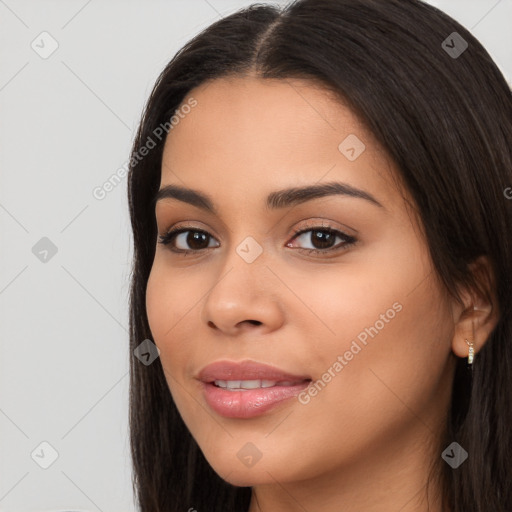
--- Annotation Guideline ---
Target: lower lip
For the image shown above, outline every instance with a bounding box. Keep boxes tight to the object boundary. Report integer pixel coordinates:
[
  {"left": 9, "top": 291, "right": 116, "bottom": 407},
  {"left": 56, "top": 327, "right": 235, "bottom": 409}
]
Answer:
[{"left": 202, "top": 381, "right": 310, "bottom": 419}]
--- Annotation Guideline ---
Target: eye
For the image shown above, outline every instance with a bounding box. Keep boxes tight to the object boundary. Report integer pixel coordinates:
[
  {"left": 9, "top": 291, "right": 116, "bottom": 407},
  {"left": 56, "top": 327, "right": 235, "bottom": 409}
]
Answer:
[
  {"left": 287, "top": 223, "right": 357, "bottom": 255},
  {"left": 158, "top": 226, "right": 219, "bottom": 254},
  {"left": 157, "top": 221, "right": 357, "bottom": 256}
]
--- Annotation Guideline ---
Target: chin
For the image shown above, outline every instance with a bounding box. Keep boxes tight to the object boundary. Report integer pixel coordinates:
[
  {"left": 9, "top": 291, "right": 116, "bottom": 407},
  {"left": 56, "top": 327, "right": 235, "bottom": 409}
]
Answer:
[
  {"left": 205, "top": 455, "right": 285, "bottom": 487},
  {"left": 219, "top": 468, "right": 274, "bottom": 488}
]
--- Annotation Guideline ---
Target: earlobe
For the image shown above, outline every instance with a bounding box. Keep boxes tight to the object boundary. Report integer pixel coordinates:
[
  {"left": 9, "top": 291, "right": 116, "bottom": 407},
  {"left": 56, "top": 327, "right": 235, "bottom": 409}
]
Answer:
[
  {"left": 450, "top": 256, "right": 500, "bottom": 363},
  {"left": 451, "top": 309, "right": 476, "bottom": 361}
]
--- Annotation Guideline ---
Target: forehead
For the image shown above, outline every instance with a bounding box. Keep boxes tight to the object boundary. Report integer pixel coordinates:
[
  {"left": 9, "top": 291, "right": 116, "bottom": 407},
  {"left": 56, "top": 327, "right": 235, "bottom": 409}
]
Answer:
[
  {"left": 160, "top": 76, "right": 405, "bottom": 213},
  {"left": 164, "top": 75, "right": 373, "bottom": 155}
]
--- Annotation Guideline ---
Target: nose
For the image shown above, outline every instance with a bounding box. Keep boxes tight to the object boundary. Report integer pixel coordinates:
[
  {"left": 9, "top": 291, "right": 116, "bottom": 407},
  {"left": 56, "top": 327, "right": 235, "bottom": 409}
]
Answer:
[{"left": 200, "top": 250, "right": 285, "bottom": 337}]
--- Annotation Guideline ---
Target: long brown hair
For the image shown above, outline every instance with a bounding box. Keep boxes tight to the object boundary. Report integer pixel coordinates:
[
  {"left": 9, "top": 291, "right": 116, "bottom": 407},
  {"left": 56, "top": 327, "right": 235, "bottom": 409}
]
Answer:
[{"left": 127, "top": 1, "right": 512, "bottom": 510}]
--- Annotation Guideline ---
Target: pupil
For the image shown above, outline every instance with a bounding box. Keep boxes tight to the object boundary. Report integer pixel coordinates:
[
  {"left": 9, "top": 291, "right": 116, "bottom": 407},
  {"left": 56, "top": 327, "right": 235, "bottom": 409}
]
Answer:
[
  {"left": 188, "top": 231, "right": 208, "bottom": 249},
  {"left": 312, "top": 230, "right": 334, "bottom": 249}
]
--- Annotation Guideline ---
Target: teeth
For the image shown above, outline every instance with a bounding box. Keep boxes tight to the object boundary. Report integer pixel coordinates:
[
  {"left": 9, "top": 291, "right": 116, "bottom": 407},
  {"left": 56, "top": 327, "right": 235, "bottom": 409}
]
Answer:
[
  {"left": 227, "top": 380, "right": 243, "bottom": 389},
  {"left": 213, "top": 379, "right": 287, "bottom": 390}
]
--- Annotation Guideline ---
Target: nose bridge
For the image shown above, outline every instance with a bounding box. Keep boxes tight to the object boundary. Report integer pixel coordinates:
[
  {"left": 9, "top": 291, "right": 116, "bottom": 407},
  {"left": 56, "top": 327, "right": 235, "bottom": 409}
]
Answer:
[
  {"left": 220, "top": 207, "right": 272, "bottom": 267},
  {"left": 199, "top": 226, "right": 284, "bottom": 334},
  {"left": 211, "top": 229, "right": 269, "bottom": 300}
]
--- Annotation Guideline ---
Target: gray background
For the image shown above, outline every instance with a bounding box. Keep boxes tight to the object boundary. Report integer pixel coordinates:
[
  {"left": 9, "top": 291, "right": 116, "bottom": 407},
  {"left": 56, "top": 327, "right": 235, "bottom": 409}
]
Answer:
[{"left": 0, "top": 1, "right": 510, "bottom": 511}]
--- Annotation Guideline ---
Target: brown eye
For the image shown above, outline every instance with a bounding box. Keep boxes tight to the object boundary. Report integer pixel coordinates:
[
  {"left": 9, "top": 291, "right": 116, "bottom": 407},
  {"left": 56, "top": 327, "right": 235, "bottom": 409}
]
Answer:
[
  {"left": 287, "top": 226, "right": 357, "bottom": 255},
  {"left": 158, "top": 228, "right": 219, "bottom": 253}
]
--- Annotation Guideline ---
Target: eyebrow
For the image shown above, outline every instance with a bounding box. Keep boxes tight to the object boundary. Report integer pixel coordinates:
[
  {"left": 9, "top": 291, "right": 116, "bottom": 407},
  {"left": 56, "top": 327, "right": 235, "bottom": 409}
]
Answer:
[{"left": 153, "top": 181, "right": 384, "bottom": 213}]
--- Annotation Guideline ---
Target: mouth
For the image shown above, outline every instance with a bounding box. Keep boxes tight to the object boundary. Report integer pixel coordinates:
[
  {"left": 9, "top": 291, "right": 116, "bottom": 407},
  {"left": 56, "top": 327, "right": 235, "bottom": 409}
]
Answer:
[
  {"left": 202, "top": 380, "right": 311, "bottom": 419},
  {"left": 197, "top": 359, "right": 311, "bottom": 383},
  {"left": 197, "top": 360, "right": 312, "bottom": 419},
  {"left": 211, "top": 378, "right": 309, "bottom": 390}
]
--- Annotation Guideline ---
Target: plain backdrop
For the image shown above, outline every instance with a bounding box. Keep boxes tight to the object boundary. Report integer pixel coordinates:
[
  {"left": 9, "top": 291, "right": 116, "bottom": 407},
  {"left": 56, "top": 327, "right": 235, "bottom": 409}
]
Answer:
[{"left": 0, "top": 1, "right": 510, "bottom": 511}]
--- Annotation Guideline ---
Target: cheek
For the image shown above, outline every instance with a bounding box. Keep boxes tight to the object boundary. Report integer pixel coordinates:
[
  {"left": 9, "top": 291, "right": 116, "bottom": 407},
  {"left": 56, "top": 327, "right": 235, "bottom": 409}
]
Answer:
[
  {"left": 283, "top": 278, "right": 453, "bottom": 479},
  {"left": 299, "top": 235, "right": 454, "bottom": 414},
  {"left": 307, "top": 272, "right": 453, "bottom": 430},
  {"left": 145, "top": 263, "right": 214, "bottom": 389},
  {"left": 145, "top": 267, "right": 196, "bottom": 411},
  {"left": 145, "top": 267, "right": 170, "bottom": 342},
  {"left": 145, "top": 262, "right": 192, "bottom": 342},
  {"left": 145, "top": 264, "right": 191, "bottom": 374}
]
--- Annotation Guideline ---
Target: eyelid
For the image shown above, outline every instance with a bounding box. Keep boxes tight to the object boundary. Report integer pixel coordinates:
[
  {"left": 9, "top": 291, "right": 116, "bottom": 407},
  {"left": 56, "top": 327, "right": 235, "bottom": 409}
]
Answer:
[
  {"left": 158, "top": 220, "right": 219, "bottom": 241},
  {"left": 288, "top": 217, "right": 358, "bottom": 237}
]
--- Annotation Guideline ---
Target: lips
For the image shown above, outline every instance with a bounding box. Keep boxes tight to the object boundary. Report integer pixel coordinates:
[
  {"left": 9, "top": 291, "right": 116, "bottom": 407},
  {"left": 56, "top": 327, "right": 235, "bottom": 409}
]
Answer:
[
  {"left": 197, "top": 359, "right": 311, "bottom": 383},
  {"left": 197, "top": 360, "right": 312, "bottom": 419}
]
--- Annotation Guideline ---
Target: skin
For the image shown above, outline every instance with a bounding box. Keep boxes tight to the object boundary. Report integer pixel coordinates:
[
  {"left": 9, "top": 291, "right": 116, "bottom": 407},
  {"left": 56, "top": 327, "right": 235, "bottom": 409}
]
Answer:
[{"left": 145, "top": 76, "right": 498, "bottom": 512}]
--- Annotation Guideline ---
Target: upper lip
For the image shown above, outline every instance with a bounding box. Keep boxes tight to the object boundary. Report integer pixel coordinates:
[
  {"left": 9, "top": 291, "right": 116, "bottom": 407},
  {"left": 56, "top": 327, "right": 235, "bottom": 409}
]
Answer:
[{"left": 197, "top": 360, "right": 311, "bottom": 383}]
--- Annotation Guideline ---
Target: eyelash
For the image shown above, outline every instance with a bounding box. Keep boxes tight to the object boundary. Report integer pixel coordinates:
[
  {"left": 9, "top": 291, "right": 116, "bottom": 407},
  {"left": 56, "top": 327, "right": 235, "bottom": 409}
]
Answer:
[{"left": 157, "top": 221, "right": 357, "bottom": 257}]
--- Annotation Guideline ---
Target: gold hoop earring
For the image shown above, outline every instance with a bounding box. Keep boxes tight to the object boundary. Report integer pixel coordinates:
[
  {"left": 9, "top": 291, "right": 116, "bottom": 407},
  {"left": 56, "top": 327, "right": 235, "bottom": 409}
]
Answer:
[{"left": 465, "top": 339, "right": 474, "bottom": 366}]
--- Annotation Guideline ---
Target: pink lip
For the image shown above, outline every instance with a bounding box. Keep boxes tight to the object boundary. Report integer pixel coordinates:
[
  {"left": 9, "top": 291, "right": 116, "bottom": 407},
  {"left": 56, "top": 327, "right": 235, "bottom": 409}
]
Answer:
[
  {"left": 197, "top": 359, "right": 311, "bottom": 383},
  {"left": 197, "top": 360, "right": 311, "bottom": 419}
]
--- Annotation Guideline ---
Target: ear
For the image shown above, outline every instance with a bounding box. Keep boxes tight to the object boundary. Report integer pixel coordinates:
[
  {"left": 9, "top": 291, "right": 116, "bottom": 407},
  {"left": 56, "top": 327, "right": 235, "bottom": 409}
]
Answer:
[{"left": 451, "top": 255, "right": 500, "bottom": 360}]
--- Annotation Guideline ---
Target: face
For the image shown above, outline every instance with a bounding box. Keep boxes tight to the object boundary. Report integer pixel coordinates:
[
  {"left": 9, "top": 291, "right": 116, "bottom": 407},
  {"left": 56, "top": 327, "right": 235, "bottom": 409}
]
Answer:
[{"left": 145, "top": 76, "right": 457, "bottom": 487}]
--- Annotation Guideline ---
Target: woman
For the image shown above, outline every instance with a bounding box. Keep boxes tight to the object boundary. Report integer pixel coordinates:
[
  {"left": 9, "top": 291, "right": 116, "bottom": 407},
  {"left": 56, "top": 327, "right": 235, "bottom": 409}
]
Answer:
[{"left": 126, "top": 0, "right": 512, "bottom": 510}]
